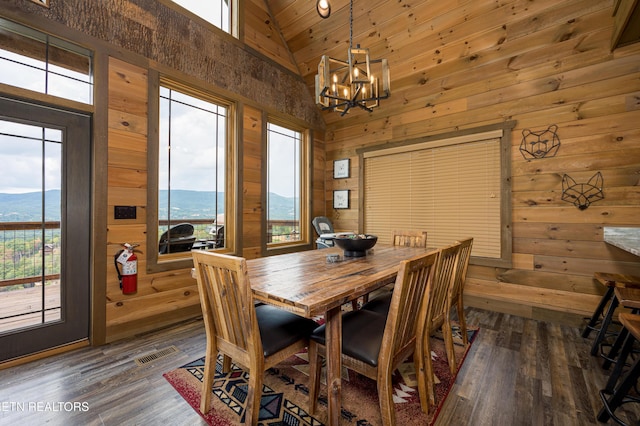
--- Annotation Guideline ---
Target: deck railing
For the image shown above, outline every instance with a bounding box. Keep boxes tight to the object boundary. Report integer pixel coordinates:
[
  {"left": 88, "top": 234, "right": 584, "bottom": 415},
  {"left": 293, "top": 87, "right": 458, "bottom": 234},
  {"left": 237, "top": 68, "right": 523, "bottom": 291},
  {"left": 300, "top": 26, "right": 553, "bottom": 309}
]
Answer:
[
  {"left": 0, "top": 221, "right": 61, "bottom": 289},
  {"left": 1, "top": 218, "right": 301, "bottom": 289}
]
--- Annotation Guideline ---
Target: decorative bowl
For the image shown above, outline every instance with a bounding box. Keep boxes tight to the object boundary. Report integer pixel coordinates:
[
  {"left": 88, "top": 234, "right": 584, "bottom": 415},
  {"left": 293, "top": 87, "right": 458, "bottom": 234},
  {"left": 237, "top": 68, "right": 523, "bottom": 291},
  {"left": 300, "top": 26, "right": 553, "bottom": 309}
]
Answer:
[{"left": 333, "top": 234, "right": 378, "bottom": 257}]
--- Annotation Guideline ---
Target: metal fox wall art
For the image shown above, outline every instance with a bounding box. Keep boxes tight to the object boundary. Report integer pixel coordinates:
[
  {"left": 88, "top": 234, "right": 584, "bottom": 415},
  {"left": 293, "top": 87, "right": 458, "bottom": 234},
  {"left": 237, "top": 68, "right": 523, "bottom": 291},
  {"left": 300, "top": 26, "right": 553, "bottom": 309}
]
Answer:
[{"left": 561, "top": 172, "right": 604, "bottom": 210}]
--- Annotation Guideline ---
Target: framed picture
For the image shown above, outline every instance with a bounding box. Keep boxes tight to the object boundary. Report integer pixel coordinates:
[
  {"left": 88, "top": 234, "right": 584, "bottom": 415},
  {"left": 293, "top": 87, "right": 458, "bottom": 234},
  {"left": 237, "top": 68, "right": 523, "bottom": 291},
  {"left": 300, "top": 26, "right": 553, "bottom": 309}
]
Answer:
[
  {"left": 333, "top": 189, "right": 349, "bottom": 209},
  {"left": 333, "top": 158, "right": 350, "bottom": 179}
]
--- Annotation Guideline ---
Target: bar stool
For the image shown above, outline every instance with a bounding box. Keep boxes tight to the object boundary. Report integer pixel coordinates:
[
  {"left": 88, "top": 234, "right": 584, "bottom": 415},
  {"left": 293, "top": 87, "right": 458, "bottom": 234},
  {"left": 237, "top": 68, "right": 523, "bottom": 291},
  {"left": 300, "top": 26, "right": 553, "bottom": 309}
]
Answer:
[
  {"left": 598, "top": 312, "right": 640, "bottom": 424},
  {"left": 601, "top": 287, "right": 640, "bottom": 369},
  {"left": 584, "top": 273, "right": 640, "bottom": 357}
]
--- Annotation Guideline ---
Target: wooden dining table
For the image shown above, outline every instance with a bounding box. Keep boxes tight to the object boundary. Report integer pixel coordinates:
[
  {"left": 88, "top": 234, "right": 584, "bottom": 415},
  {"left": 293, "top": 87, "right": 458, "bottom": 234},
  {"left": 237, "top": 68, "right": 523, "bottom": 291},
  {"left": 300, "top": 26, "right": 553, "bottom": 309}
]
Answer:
[{"left": 246, "top": 244, "right": 430, "bottom": 425}]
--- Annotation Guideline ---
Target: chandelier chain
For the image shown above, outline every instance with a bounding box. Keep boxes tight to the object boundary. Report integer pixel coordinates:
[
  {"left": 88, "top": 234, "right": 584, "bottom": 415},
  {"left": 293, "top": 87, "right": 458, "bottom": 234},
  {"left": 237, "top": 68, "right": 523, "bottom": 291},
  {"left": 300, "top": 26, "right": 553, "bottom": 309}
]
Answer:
[{"left": 349, "top": 0, "right": 353, "bottom": 50}]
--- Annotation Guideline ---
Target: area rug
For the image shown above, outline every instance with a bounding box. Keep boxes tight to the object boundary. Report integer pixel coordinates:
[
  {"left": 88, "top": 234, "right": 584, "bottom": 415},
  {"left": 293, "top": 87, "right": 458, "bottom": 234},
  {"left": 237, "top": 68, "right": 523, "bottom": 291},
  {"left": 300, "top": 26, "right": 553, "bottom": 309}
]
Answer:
[{"left": 164, "top": 325, "right": 478, "bottom": 425}]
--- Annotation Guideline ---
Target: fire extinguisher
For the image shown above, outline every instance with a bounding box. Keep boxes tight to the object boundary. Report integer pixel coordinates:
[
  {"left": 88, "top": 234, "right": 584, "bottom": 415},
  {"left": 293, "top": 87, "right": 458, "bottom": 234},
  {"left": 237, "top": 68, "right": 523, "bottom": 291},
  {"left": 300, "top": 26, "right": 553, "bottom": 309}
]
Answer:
[{"left": 114, "top": 243, "right": 139, "bottom": 295}]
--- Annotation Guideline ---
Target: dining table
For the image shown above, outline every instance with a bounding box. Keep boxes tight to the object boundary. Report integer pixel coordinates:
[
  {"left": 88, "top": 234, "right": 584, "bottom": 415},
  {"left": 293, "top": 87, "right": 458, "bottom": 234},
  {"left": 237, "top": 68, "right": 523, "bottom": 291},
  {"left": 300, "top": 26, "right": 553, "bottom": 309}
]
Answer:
[{"left": 246, "top": 244, "right": 430, "bottom": 425}]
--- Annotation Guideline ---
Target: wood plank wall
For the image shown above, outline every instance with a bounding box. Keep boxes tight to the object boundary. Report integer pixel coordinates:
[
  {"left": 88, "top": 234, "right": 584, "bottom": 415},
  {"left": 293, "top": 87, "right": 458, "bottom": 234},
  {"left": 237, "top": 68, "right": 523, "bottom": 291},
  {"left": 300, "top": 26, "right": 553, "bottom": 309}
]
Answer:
[
  {"left": 105, "top": 58, "right": 201, "bottom": 342},
  {"left": 306, "top": 0, "right": 640, "bottom": 324},
  {"left": 1, "top": 0, "right": 325, "bottom": 343}
]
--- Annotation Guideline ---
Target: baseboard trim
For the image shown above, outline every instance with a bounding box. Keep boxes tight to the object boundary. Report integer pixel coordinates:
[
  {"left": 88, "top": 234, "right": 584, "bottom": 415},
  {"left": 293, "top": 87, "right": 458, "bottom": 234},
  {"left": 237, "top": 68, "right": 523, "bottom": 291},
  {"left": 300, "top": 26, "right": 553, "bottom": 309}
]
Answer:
[{"left": 0, "top": 339, "right": 89, "bottom": 370}]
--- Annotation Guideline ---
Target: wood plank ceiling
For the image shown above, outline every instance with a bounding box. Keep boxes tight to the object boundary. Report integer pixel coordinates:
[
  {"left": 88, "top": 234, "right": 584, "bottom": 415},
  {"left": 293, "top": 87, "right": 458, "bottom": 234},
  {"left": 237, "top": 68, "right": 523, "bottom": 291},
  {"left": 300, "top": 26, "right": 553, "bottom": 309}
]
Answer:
[{"left": 267, "top": 0, "right": 419, "bottom": 128}]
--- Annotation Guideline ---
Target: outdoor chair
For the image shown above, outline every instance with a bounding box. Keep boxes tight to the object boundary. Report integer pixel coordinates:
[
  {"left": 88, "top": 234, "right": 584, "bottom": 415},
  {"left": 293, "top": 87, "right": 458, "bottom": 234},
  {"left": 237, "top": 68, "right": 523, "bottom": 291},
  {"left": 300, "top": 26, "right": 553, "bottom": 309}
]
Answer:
[
  {"left": 312, "top": 216, "right": 335, "bottom": 248},
  {"left": 158, "top": 223, "right": 195, "bottom": 254}
]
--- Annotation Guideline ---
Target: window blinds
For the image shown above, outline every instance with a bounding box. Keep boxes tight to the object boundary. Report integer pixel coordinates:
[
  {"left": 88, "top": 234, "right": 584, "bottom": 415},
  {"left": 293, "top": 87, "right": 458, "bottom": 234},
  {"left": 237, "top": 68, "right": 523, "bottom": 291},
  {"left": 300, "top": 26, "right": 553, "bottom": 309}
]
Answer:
[{"left": 363, "top": 133, "right": 502, "bottom": 258}]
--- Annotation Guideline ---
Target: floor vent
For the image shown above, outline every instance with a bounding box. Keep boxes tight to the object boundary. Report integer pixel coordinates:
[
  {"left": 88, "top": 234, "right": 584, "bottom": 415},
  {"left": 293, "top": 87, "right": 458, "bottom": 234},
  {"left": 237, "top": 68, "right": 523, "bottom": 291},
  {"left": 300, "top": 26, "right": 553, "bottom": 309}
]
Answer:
[{"left": 134, "top": 345, "right": 179, "bottom": 366}]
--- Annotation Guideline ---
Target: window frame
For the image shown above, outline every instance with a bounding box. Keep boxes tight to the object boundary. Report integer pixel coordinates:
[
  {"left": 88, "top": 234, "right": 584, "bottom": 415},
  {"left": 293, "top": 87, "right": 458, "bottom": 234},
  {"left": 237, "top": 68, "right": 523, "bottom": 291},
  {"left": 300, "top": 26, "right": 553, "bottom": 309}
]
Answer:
[
  {"left": 163, "top": 0, "right": 239, "bottom": 38},
  {"left": 263, "top": 116, "right": 312, "bottom": 254},
  {"left": 357, "top": 121, "right": 515, "bottom": 268},
  {"left": 0, "top": 18, "right": 93, "bottom": 106},
  {"left": 147, "top": 74, "right": 237, "bottom": 273}
]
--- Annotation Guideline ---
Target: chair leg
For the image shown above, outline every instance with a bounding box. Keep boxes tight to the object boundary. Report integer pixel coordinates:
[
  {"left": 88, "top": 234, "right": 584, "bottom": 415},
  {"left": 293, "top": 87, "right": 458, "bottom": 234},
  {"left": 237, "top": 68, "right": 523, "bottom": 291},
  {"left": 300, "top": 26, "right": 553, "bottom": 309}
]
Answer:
[
  {"left": 602, "top": 327, "right": 629, "bottom": 371},
  {"left": 457, "top": 295, "right": 468, "bottom": 346},
  {"left": 583, "top": 286, "right": 615, "bottom": 338},
  {"left": 604, "top": 332, "right": 635, "bottom": 394},
  {"left": 377, "top": 368, "right": 396, "bottom": 426},
  {"left": 598, "top": 339, "right": 640, "bottom": 423},
  {"left": 245, "top": 369, "right": 263, "bottom": 425},
  {"left": 423, "top": 335, "right": 436, "bottom": 408},
  {"left": 222, "top": 354, "right": 232, "bottom": 373},
  {"left": 307, "top": 341, "right": 321, "bottom": 415},
  {"left": 591, "top": 295, "right": 619, "bottom": 356},
  {"left": 414, "top": 349, "right": 430, "bottom": 413},
  {"left": 443, "top": 321, "right": 457, "bottom": 375},
  {"left": 200, "top": 351, "right": 216, "bottom": 414}
]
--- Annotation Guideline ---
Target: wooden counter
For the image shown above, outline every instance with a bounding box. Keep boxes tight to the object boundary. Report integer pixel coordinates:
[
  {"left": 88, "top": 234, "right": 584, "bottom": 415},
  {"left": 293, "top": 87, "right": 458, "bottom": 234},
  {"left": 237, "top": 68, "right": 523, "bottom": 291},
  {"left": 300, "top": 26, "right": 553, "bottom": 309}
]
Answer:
[{"left": 604, "top": 227, "right": 640, "bottom": 257}]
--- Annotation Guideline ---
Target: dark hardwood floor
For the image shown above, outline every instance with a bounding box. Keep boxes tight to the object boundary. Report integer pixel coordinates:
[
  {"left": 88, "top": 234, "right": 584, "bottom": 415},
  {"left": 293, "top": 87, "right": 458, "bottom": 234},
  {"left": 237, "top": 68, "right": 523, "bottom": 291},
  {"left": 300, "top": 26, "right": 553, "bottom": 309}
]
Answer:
[{"left": 0, "top": 307, "right": 637, "bottom": 425}]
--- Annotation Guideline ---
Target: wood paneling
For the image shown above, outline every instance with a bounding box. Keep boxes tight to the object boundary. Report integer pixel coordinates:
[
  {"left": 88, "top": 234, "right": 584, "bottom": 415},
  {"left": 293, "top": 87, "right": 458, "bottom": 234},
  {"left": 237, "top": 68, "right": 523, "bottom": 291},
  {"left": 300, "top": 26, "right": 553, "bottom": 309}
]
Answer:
[
  {"left": 242, "top": 105, "right": 264, "bottom": 259},
  {"left": 270, "top": 0, "right": 640, "bottom": 322}
]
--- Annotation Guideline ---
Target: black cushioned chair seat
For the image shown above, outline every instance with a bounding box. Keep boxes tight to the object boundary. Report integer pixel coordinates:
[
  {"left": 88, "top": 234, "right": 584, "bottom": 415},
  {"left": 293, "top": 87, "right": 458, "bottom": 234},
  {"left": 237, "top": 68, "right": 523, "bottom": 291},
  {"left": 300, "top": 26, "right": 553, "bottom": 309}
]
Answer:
[
  {"left": 361, "top": 292, "right": 393, "bottom": 316},
  {"left": 310, "top": 309, "right": 387, "bottom": 367},
  {"left": 256, "top": 304, "right": 318, "bottom": 357}
]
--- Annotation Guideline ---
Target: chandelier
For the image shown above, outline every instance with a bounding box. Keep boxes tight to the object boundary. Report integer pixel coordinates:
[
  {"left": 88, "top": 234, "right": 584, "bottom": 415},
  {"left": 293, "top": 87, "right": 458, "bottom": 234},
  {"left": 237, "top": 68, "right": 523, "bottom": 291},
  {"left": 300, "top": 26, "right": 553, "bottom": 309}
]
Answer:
[{"left": 314, "top": 0, "right": 391, "bottom": 115}]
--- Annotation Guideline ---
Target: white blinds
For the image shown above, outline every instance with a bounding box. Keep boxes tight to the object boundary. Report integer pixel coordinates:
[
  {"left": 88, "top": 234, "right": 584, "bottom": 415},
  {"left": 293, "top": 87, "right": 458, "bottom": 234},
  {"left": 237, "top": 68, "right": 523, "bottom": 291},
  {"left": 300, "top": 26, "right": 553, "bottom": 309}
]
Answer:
[{"left": 363, "top": 134, "right": 502, "bottom": 258}]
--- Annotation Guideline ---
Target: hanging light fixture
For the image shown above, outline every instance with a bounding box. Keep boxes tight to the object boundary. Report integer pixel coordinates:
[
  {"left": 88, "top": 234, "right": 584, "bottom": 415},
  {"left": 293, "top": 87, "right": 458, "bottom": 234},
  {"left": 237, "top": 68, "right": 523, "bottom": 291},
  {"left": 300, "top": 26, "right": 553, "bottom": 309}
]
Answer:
[
  {"left": 314, "top": 0, "right": 390, "bottom": 115},
  {"left": 316, "top": 0, "right": 331, "bottom": 19}
]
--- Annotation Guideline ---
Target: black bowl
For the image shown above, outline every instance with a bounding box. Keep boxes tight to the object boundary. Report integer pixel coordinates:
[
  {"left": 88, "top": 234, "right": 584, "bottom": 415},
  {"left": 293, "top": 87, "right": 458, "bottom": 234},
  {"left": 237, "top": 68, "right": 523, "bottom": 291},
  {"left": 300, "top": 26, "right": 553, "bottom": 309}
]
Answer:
[{"left": 333, "top": 234, "right": 378, "bottom": 257}]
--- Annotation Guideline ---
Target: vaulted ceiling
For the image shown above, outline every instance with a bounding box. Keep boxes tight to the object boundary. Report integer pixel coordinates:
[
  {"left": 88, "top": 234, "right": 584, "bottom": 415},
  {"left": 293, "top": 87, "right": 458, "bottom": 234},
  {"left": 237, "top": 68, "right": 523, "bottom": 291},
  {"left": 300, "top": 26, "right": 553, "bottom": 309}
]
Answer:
[{"left": 266, "top": 0, "right": 414, "bottom": 128}]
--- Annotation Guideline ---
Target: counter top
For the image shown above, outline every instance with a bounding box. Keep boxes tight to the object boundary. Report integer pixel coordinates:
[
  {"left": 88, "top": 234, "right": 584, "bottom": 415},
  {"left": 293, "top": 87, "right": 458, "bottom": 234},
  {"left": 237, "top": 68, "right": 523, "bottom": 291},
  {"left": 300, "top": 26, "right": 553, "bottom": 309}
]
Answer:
[{"left": 604, "top": 227, "right": 640, "bottom": 257}]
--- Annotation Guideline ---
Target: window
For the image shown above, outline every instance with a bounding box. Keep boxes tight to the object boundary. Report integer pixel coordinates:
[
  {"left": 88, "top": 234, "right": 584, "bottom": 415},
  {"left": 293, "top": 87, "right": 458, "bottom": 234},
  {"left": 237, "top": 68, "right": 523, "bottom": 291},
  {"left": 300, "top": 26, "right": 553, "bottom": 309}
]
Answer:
[
  {"left": 361, "top": 124, "right": 514, "bottom": 267},
  {"left": 156, "top": 82, "right": 232, "bottom": 259},
  {"left": 169, "top": 0, "right": 232, "bottom": 34},
  {"left": 0, "top": 18, "right": 93, "bottom": 104},
  {"left": 266, "top": 121, "right": 309, "bottom": 249}
]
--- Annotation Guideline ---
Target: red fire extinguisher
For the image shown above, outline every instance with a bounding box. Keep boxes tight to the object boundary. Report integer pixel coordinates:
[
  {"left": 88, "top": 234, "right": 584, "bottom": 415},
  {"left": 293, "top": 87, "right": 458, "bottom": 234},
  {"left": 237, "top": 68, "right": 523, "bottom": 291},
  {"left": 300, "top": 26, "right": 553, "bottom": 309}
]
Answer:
[{"left": 114, "top": 243, "right": 139, "bottom": 295}]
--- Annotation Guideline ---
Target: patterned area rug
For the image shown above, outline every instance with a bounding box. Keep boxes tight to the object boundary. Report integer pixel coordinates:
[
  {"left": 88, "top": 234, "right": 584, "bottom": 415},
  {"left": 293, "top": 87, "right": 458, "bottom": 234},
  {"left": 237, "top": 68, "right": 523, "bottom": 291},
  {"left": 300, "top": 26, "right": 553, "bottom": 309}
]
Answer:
[{"left": 164, "top": 325, "right": 478, "bottom": 425}]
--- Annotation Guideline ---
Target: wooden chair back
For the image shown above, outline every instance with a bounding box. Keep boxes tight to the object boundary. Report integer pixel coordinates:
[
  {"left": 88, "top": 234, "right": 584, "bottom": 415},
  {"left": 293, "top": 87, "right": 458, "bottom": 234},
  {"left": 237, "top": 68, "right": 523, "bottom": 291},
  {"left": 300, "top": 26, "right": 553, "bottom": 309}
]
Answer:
[
  {"left": 444, "top": 237, "right": 474, "bottom": 370},
  {"left": 193, "top": 251, "right": 260, "bottom": 367},
  {"left": 382, "top": 250, "right": 439, "bottom": 369},
  {"left": 449, "top": 237, "right": 473, "bottom": 305},
  {"left": 420, "top": 241, "right": 462, "bottom": 410},
  {"left": 427, "top": 242, "right": 461, "bottom": 331},
  {"left": 392, "top": 230, "right": 428, "bottom": 248}
]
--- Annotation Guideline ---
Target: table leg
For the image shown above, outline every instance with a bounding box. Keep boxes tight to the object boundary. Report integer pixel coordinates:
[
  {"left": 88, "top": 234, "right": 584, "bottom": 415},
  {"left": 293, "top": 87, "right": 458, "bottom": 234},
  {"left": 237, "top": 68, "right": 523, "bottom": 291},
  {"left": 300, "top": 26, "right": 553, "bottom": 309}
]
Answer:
[{"left": 324, "top": 305, "right": 342, "bottom": 426}]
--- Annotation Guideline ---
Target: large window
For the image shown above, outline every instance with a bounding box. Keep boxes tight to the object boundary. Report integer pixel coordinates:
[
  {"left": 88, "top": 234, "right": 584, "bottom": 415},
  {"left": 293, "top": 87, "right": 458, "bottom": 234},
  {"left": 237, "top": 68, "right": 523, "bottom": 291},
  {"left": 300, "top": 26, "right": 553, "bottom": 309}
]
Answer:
[
  {"left": 169, "top": 0, "right": 233, "bottom": 35},
  {"left": 361, "top": 124, "right": 513, "bottom": 267},
  {"left": 266, "top": 121, "right": 309, "bottom": 249},
  {"left": 156, "top": 82, "right": 231, "bottom": 259},
  {"left": 0, "top": 18, "right": 93, "bottom": 104}
]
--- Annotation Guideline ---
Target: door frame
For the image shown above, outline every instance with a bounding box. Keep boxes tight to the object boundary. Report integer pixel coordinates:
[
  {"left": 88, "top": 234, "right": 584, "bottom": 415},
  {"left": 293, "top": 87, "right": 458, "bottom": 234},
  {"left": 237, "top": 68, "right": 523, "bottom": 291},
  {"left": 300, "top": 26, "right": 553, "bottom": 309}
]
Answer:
[{"left": 0, "top": 96, "right": 92, "bottom": 361}]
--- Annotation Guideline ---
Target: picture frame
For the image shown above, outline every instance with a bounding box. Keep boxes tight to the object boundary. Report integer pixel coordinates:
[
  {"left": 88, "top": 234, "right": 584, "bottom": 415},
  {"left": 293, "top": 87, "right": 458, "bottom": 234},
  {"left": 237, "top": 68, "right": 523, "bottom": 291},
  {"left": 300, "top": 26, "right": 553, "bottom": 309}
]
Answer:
[
  {"left": 333, "top": 158, "right": 350, "bottom": 179},
  {"left": 333, "top": 189, "right": 349, "bottom": 209}
]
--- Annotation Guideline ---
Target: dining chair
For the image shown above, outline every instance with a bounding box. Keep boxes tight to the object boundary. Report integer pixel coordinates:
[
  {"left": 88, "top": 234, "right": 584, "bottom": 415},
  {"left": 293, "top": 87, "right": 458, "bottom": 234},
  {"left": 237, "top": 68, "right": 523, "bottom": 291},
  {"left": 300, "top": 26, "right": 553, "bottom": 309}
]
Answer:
[
  {"left": 357, "top": 230, "right": 428, "bottom": 310},
  {"left": 445, "top": 237, "right": 474, "bottom": 371},
  {"left": 420, "top": 241, "right": 462, "bottom": 409},
  {"left": 392, "top": 229, "right": 428, "bottom": 248},
  {"left": 307, "top": 250, "right": 440, "bottom": 425},
  {"left": 192, "top": 251, "right": 318, "bottom": 424}
]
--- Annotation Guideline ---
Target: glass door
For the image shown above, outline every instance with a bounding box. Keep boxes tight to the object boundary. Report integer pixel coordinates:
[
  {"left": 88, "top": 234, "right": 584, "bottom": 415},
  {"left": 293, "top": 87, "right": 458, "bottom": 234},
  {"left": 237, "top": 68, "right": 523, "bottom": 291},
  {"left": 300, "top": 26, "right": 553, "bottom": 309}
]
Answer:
[{"left": 0, "top": 97, "right": 91, "bottom": 362}]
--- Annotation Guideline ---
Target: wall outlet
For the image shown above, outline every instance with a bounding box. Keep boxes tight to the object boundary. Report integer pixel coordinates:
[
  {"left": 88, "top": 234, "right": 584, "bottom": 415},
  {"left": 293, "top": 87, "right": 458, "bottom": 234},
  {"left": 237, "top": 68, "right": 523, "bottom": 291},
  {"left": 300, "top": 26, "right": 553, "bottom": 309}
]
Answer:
[{"left": 114, "top": 205, "right": 136, "bottom": 220}]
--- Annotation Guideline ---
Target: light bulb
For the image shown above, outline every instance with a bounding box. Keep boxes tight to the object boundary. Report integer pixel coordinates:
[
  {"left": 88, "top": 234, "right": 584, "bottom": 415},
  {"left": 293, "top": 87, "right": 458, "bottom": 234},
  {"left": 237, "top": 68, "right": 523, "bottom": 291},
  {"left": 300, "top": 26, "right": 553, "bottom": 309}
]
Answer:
[{"left": 316, "top": 0, "right": 331, "bottom": 19}]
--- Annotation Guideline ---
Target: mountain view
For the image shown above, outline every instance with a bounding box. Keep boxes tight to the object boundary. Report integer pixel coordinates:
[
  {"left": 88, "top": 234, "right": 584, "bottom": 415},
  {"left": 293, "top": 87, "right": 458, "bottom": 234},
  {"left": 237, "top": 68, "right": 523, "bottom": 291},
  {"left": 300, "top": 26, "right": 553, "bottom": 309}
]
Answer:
[{"left": 0, "top": 190, "right": 299, "bottom": 222}]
